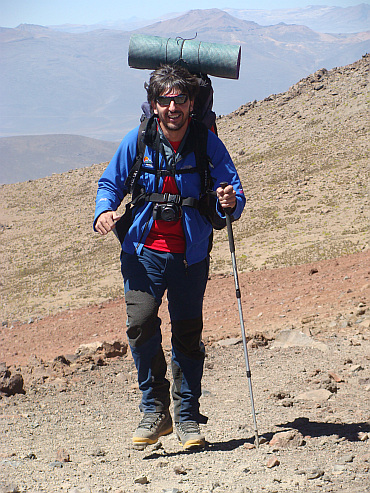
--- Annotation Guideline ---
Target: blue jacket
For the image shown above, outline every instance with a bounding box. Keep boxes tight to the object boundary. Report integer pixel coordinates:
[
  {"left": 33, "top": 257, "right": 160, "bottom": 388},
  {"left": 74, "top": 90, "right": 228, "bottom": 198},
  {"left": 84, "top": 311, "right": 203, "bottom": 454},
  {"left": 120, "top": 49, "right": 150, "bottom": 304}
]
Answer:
[{"left": 94, "top": 118, "right": 245, "bottom": 266}]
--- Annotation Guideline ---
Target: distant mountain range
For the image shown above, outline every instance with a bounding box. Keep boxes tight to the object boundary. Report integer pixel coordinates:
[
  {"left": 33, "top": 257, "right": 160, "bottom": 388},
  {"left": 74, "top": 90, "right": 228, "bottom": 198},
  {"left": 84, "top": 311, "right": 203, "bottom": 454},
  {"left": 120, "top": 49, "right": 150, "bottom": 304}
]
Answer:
[
  {"left": 51, "top": 4, "right": 370, "bottom": 34},
  {"left": 0, "top": 6, "right": 369, "bottom": 183},
  {"left": 1, "top": 8, "right": 369, "bottom": 141},
  {"left": 225, "top": 4, "right": 370, "bottom": 33}
]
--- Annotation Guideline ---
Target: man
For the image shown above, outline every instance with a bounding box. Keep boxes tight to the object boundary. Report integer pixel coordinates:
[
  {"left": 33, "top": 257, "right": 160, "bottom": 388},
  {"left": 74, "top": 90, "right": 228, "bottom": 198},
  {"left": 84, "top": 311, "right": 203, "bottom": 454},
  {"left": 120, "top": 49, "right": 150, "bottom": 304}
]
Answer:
[{"left": 94, "top": 65, "right": 245, "bottom": 451}]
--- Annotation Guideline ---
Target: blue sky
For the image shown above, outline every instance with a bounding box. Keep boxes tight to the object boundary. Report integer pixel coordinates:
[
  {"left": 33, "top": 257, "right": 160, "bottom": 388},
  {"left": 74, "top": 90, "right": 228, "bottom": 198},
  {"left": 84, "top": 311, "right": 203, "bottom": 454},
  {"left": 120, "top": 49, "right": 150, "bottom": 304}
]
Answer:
[{"left": 1, "top": 0, "right": 367, "bottom": 27}]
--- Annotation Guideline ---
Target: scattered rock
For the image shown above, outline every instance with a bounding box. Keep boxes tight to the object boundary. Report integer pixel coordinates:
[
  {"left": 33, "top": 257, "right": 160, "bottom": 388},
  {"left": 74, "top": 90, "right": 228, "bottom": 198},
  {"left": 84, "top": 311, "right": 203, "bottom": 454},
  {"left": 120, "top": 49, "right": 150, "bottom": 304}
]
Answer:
[
  {"left": 217, "top": 337, "right": 242, "bottom": 347},
  {"left": 134, "top": 475, "right": 149, "bottom": 484},
  {"left": 269, "top": 430, "right": 305, "bottom": 449},
  {"left": 343, "top": 358, "right": 353, "bottom": 365},
  {"left": 101, "top": 341, "right": 128, "bottom": 358},
  {"left": 49, "top": 460, "right": 63, "bottom": 469},
  {"left": 270, "top": 391, "right": 290, "bottom": 400},
  {"left": 328, "top": 371, "right": 344, "bottom": 383},
  {"left": 75, "top": 340, "right": 127, "bottom": 359},
  {"left": 0, "top": 365, "right": 25, "bottom": 397},
  {"left": 56, "top": 448, "right": 71, "bottom": 462},
  {"left": 358, "top": 432, "right": 369, "bottom": 441},
  {"left": 24, "top": 453, "right": 37, "bottom": 460},
  {"left": 76, "top": 342, "right": 102, "bottom": 356},
  {"left": 247, "top": 332, "right": 270, "bottom": 348},
  {"left": 356, "top": 307, "right": 366, "bottom": 316},
  {"left": 271, "top": 329, "right": 328, "bottom": 352},
  {"left": 306, "top": 468, "right": 325, "bottom": 480},
  {"left": 320, "top": 378, "right": 338, "bottom": 393},
  {"left": 173, "top": 464, "right": 187, "bottom": 475},
  {"left": 266, "top": 456, "right": 280, "bottom": 468},
  {"left": 48, "top": 377, "right": 68, "bottom": 392},
  {"left": 53, "top": 355, "right": 71, "bottom": 365},
  {"left": 338, "top": 454, "right": 354, "bottom": 464},
  {"left": 301, "top": 314, "right": 318, "bottom": 324},
  {"left": 297, "top": 389, "right": 332, "bottom": 402},
  {"left": 91, "top": 448, "right": 107, "bottom": 457},
  {"left": 338, "top": 320, "right": 350, "bottom": 329},
  {"left": 281, "top": 398, "right": 294, "bottom": 407}
]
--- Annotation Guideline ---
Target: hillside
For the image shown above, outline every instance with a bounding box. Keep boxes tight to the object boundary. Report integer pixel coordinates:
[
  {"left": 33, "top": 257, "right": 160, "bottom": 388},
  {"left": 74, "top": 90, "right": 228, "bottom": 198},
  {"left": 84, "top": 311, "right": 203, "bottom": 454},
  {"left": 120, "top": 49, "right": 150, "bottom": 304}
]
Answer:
[
  {"left": 214, "top": 54, "right": 369, "bottom": 271},
  {"left": 0, "top": 55, "right": 369, "bottom": 324},
  {"left": 0, "top": 135, "right": 119, "bottom": 184}
]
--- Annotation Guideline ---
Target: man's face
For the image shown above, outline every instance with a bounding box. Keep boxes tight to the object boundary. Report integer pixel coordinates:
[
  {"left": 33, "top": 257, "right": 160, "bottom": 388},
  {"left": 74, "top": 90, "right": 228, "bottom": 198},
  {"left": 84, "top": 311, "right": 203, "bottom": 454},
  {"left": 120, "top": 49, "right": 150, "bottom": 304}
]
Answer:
[{"left": 152, "top": 89, "right": 193, "bottom": 140}]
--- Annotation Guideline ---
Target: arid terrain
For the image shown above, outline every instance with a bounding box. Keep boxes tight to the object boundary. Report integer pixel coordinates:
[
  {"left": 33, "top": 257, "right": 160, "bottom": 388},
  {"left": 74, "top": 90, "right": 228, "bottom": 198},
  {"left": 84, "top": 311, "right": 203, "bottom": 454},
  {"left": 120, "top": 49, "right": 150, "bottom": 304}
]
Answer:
[{"left": 0, "top": 56, "right": 369, "bottom": 493}]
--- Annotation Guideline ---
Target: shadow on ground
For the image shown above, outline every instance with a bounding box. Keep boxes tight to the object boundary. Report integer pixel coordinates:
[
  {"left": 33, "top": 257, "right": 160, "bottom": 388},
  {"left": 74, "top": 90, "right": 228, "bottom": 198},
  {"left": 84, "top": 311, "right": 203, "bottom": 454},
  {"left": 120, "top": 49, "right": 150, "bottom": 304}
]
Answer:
[{"left": 277, "top": 417, "right": 369, "bottom": 442}]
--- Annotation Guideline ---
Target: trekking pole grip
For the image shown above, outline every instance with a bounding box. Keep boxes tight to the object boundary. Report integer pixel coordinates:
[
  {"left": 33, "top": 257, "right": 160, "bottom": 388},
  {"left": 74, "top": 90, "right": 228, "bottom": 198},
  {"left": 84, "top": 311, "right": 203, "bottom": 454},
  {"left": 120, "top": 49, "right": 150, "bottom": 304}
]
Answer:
[
  {"left": 219, "top": 181, "right": 232, "bottom": 216},
  {"left": 219, "top": 182, "right": 235, "bottom": 253}
]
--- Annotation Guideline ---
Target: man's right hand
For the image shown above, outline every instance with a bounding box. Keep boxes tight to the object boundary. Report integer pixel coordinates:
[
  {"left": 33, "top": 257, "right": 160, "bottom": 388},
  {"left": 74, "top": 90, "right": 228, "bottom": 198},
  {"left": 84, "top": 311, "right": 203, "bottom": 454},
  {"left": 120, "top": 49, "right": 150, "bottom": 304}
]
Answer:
[{"left": 95, "top": 211, "right": 121, "bottom": 235}]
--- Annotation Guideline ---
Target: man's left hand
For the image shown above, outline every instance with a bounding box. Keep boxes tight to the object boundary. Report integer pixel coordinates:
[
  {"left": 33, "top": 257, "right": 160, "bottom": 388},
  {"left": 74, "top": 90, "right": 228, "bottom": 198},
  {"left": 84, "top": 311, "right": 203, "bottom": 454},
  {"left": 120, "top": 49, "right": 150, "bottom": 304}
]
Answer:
[{"left": 216, "top": 185, "right": 236, "bottom": 210}]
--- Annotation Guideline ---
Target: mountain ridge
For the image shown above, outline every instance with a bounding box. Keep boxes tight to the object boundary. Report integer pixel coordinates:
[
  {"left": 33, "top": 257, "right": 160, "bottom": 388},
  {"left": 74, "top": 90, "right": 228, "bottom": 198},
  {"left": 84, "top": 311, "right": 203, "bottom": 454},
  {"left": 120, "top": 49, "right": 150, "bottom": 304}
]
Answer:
[
  {"left": 226, "top": 3, "right": 370, "bottom": 33},
  {"left": 45, "top": 4, "right": 370, "bottom": 34},
  {"left": 1, "top": 8, "right": 369, "bottom": 143}
]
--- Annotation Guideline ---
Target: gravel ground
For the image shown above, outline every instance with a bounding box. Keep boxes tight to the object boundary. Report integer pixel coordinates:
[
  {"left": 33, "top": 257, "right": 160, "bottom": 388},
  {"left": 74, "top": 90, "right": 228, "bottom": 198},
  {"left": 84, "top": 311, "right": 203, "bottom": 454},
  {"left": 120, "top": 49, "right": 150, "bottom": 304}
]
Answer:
[{"left": 1, "top": 324, "right": 369, "bottom": 493}]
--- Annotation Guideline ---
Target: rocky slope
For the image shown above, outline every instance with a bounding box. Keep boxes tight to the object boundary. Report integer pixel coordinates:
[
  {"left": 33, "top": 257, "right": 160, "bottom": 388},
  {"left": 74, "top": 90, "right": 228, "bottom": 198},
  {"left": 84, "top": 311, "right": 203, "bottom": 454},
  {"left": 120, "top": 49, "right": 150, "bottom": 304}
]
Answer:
[
  {"left": 215, "top": 53, "right": 369, "bottom": 272},
  {"left": 0, "top": 55, "right": 368, "bottom": 323},
  {"left": 0, "top": 55, "right": 369, "bottom": 493}
]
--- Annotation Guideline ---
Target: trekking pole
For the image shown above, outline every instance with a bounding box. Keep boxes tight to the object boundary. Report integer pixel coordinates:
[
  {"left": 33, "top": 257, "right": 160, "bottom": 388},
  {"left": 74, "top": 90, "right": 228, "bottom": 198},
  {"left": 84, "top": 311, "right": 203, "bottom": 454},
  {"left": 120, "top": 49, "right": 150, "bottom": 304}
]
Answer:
[{"left": 220, "top": 182, "right": 260, "bottom": 448}]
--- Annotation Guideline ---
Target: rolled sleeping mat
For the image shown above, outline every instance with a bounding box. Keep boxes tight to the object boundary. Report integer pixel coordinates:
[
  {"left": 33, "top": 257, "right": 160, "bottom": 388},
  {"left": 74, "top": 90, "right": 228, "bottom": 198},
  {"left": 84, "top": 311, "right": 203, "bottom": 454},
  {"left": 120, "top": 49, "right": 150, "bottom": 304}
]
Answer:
[{"left": 128, "top": 34, "right": 241, "bottom": 80}]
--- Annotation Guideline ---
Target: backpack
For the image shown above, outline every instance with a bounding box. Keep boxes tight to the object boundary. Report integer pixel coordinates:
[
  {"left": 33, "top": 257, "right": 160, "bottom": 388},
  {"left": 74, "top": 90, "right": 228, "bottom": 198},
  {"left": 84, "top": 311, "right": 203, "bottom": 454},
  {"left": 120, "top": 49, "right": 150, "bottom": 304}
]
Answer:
[{"left": 193, "top": 73, "right": 217, "bottom": 135}]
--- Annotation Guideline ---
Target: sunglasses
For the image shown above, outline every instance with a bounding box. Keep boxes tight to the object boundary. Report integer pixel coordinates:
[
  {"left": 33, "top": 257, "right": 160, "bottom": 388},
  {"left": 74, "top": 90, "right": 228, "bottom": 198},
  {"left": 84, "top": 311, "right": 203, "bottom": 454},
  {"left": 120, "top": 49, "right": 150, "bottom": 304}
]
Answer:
[{"left": 156, "top": 94, "right": 188, "bottom": 106}]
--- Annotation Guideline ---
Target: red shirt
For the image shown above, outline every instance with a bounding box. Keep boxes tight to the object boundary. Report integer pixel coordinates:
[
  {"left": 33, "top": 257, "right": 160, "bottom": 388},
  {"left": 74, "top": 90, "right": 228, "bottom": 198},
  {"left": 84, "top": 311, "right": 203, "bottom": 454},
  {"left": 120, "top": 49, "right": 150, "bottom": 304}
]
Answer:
[{"left": 144, "top": 140, "right": 186, "bottom": 253}]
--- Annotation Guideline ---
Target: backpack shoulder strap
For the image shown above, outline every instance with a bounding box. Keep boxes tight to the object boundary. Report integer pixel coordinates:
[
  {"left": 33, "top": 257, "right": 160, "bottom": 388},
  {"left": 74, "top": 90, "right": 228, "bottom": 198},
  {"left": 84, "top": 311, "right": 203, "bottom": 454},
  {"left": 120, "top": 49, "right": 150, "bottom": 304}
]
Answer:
[
  {"left": 191, "top": 119, "right": 212, "bottom": 195},
  {"left": 125, "top": 118, "right": 212, "bottom": 197},
  {"left": 124, "top": 118, "right": 147, "bottom": 194}
]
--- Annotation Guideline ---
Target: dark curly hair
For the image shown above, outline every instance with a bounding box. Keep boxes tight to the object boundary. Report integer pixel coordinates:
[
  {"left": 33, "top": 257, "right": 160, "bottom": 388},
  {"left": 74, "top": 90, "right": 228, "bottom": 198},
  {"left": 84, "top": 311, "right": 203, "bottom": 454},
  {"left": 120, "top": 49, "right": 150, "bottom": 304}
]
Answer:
[{"left": 146, "top": 64, "right": 199, "bottom": 103}]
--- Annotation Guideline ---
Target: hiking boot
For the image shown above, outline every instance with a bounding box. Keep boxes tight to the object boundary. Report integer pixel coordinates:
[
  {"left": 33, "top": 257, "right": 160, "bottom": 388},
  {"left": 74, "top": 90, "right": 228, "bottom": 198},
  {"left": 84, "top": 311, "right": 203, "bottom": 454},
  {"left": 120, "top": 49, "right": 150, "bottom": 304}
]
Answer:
[
  {"left": 175, "top": 421, "right": 205, "bottom": 450},
  {"left": 132, "top": 411, "right": 173, "bottom": 449}
]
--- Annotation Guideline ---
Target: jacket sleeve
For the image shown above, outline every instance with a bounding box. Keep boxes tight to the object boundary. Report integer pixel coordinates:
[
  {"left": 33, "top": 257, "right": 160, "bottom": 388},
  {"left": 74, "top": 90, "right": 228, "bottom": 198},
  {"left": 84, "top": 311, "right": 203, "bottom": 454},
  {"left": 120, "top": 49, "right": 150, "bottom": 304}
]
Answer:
[
  {"left": 93, "top": 126, "right": 139, "bottom": 230},
  {"left": 206, "top": 131, "right": 246, "bottom": 221}
]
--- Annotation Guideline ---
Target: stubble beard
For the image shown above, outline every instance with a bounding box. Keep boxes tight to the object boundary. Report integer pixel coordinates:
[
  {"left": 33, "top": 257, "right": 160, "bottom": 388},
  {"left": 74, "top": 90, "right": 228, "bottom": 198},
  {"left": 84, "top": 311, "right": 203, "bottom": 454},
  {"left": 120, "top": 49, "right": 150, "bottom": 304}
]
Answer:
[{"left": 160, "top": 111, "right": 187, "bottom": 133}]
